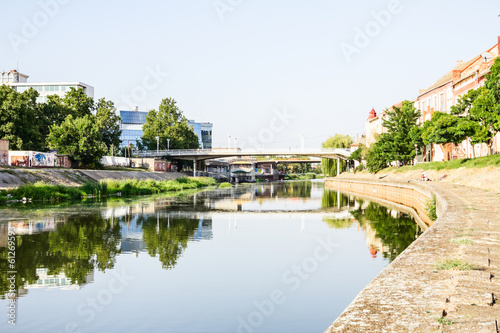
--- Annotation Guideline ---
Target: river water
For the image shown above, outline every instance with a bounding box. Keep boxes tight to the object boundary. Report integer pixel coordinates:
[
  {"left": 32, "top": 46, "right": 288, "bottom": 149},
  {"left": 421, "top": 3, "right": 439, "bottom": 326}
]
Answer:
[{"left": 0, "top": 180, "right": 422, "bottom": 333}]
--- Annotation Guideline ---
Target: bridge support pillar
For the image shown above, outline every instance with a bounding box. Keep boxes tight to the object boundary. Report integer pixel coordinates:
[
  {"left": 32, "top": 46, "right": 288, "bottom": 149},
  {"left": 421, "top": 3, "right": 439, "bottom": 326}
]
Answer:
[
  {"left": 337, "top": 158, "right": 340, "bottom": 177},
  {"left": 193, "top": 159, "right": 196, "bottom": 177}
]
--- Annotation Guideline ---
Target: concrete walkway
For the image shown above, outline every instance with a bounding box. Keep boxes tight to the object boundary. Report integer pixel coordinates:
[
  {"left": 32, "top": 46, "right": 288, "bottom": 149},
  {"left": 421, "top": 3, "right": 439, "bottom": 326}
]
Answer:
[{"left": 325, "top": 179, "right": 500, "bottom": 332}]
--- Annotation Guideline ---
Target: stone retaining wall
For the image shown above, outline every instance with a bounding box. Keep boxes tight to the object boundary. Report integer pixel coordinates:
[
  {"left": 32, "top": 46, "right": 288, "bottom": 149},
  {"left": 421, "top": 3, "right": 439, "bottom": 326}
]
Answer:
[
  {"left": 325, "top": 178, "right": 434, "bottom": 227},
  {"left": 323, "top": 177, "right": 500, "bottom": 332}
]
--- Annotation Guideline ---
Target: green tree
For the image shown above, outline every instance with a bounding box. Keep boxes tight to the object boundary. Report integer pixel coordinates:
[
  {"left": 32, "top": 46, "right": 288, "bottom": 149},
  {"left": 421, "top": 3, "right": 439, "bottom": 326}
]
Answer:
[
  {"left": 321, "top": 134, "right": 353, "bottom": 176},
  {"left": 62, "top": 87, "right": 95, "bottom": 118},
  {"left": 421, "top": 111, "right": 477, "bottom": 158},
  {"left": 380, "top": 101, "right": 421, "bottom": 164},
  {"left": 0, "top": 85, "right": 41, "bottom": 150},
  {"left": 365, "top": 140, "right": 391, "bottom": 173},
  {"left": 47, "top": 115, "right": 107, "bottom": 168},
  {"left": 449, "top": 58, "right": 500, "bottom": 155},
  {"left": 142, "top": 98, "right": 199, "bottom": 150},
  {"left": 349, "top": 143, "right": 366, "bottom": 163},
  {"left": 95, "top": 98, "right": 122, "bottom": 151}
]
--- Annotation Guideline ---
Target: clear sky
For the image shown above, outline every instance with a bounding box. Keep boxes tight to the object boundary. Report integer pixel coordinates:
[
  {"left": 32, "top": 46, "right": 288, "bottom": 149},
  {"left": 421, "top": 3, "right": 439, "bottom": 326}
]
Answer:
[{"left": 2, "top": 0, "right": 500, "bottom": 149}]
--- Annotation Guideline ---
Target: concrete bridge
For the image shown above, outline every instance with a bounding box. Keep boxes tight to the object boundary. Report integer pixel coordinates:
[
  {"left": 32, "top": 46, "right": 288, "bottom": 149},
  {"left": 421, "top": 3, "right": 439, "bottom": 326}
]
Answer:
[
  {"left": 137, "top": 148, "right": 351, "bottom": 160},
  {"left": 137, "top": 148, "right": 352, "bottom": 176}
]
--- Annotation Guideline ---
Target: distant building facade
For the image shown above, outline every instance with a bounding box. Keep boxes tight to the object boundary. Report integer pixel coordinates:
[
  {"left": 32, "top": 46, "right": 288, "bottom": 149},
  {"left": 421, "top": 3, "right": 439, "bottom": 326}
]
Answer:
[
  {"left": 119, "top": 109, "right": 148, "bottom": 148},
  {"left": 118, "top": 111, "right": 213, "bottom": 149},
  {"left": 1, "top": 69, "right": 94, "bottom": 104},
  {"left": 187, "top": 120, "right": 213, "bottom": 149},
  {"left": 365, "top": 36, "right": 500, "bottom": 161}
]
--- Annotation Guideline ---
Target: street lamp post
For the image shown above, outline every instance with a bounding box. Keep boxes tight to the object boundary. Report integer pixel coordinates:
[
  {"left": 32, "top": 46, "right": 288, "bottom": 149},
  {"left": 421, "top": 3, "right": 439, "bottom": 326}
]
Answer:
[
  {"left": 234, "top": 137, "right": 237, "bottom": 150},
  {"left": 228, "top": 135, "right": 231, "bottom": 150}
]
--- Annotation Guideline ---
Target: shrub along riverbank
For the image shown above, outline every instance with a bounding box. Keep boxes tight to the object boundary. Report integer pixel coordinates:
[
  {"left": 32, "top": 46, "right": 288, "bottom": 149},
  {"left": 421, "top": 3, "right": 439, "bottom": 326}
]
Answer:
[{"left": 0, "top": 177, "right": 217, "bottom": 204}]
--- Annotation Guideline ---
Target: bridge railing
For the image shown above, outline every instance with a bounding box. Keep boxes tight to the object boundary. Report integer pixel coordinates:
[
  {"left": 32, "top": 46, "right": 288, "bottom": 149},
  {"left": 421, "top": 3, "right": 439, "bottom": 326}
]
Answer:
[{"left": 137, "top": 148, "right": 351, "bottom": 157}]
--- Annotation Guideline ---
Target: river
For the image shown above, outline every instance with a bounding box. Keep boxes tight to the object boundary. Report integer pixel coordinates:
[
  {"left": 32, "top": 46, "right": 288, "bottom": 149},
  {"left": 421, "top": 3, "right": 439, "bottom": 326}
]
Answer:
[{"left": 0, "top": 180, "right": 422, "bottom": 333}]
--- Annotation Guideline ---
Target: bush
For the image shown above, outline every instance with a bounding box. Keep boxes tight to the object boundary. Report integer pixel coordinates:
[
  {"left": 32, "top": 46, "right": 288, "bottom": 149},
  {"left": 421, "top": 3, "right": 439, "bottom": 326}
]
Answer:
[
  {"left": 219, "top": 182, "right": 232, "bottom": 189},
  {"left": 426, "top": 195, "right": 437, "bottom": 221},
  {"left": 82, "top": 181, "right": 108, "bottom": 197},
  {"left": 8, "top": 182, "right": 83, "bottom": 203},
  {"left": 354, "top": 165, "right": 364, "bottom": 173}
]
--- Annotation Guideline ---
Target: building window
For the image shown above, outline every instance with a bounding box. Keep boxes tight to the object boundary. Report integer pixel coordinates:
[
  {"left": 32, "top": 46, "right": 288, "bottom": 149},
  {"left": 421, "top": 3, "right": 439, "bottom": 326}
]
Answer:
[{"left": 440, "top": 93, "right": 445, "bottom": 111}]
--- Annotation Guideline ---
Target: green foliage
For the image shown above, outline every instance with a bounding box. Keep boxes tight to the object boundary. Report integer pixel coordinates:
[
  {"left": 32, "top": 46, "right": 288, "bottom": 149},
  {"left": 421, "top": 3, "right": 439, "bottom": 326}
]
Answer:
[
  {"left": 450, "top": 237, "right": 474, "bottom": 245},
  {"left": 422, "top": 112, "right": 477, "bottom": 146},
  {"left": 436, "top": 258, "right": 475, "bottom": 271},
  {"left": 82, "top": 181, "right": 108, "bottom": 197},
  {"left": 8, "top": 182, "right": 83, "bottom": 203},
  {"left": 321, "top": 134, "right": 353, "bottom": 176},
  {"left": 349, "top": 144, "right": 365, "bottom": 162},
  {"left": 103, "top": 177, "right": 216, "bottom": 196},
  {"left": 365, "top": 101, "right": 420, "bottom": 173},
  {"left": 391, "top": 154, "right": 500, "bottom": 172},
  {"left": 354, "top": 165, "right": 364, "bottom": 173},
  {"left": 47, "top": 114, "right": 107, "bottom": 168},
  {"left": 95, "top": 98, "right": 122, "bottom": 149},
  {"left": 2, "top": 177, "right": 216, "bottom": 204},
  {"left": 447, "top": 58, "right": 500, "bottom": 153},
  {"left": 322, "top": 134, "right": 353, "bottom": 149},
  {"left": 366, "top": 141, "right": 390, "bottom": 173},
  {"left": 141, "top": 98, "right": 199, "bottom": 150},
  {"left": 219, "top": 182, "right": 232, "bottom": 189},
  {"left": 333, "top": 200, "right": 422, "bottom": 262},
  {"left": 0, "top": 212, "right": 122, "bottom": 298},
  {"left": 382, "top": 101, "right": 421, "bottom": 163},
  {"left": 0, "top": 85, "right": 122, "bottom": 163},
  {"left": 0, "top": 85, "right": 41, "bottom": 150},
  {"left": 425, "top": 195, "right": 437, "bottom": 221},
  {"left": 62, "top": 87, "right": 95, "bottom": 118}
]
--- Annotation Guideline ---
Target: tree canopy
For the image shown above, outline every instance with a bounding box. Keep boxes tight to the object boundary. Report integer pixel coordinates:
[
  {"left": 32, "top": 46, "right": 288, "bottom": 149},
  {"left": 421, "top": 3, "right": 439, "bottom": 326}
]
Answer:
[
  {"left": 141, "top": 98, "right": 199, "bottom": 150},
  {"left": 47, "top": 115, "right": 107, "bottom": 168},
  {"left": 321, "top": 134, "right": 353, "bottom": 176}
]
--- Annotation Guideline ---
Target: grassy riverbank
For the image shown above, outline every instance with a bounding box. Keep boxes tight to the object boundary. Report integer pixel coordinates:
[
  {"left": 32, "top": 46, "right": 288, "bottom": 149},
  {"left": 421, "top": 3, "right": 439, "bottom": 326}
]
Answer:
[
  {"left": 0, "top": 177, "right": 217, "bottom": 204},
  {"left": 384, "top": 154, "right": 500, "bottom": 173}
]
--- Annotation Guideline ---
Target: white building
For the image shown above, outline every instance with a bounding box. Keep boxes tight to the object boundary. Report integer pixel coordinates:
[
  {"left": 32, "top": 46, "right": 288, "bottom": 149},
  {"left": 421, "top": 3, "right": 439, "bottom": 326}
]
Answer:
[{"left": 1, "top": 69, "right": 94, "bottom": 104}]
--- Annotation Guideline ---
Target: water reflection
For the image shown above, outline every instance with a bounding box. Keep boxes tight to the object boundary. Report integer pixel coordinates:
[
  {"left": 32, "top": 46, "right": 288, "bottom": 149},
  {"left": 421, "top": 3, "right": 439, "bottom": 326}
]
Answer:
[
  {"left": 321, "top": 189, "right": 422, "bottom": 261},
  {"left": 0, "top": 181, "right": 421, "bottom": 304},
  {"left": 0, "top": 214, "right": 120, "bottom": 299}
]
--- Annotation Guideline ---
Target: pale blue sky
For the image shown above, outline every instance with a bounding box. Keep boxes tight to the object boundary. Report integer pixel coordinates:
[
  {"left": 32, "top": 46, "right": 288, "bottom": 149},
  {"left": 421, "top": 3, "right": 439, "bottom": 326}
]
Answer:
[{"left": 2, "top": 0, "right": 500, "bottom": 148}]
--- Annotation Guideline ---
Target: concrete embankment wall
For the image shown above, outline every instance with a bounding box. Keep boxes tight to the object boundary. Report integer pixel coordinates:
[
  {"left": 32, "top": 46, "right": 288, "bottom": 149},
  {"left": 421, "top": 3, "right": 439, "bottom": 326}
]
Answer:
[
  {"left": 324, "top": 177, "right": 500, "bottom": 332},
  {"left": 325, "top": 178, "right": 436, "bottom": 227},
  {"left": 0, "top": 169, "right": 185, "bottom": 189}
]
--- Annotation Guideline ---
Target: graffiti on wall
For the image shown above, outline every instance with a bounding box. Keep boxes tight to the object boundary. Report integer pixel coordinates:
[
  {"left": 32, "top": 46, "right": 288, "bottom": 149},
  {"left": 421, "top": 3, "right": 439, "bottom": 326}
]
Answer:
[
  {"left": 11, "top": 156, "right": 30, "bottom": 167},
  {"left": 32, "top": 152, "right": 55, "bottom": 167}
]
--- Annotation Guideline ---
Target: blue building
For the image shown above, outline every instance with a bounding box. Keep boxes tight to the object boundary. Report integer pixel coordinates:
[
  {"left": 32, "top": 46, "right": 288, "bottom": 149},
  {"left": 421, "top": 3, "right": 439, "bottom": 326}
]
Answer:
[
  {"left": 119, "top": 110, "right": 148, "bottom": 148},
  {"left": 119, "top": 110, "right": 213, "bottom": 149},
  {"left": 187, "top": 120, "right": 213, "bottom": 149}
]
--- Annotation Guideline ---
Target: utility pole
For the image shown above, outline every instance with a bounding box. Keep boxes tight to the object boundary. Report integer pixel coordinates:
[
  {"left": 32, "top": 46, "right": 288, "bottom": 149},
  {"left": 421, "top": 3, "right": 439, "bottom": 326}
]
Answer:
[
  {"left": 167, "top": 139, "right": 170, "bottom": 151},
  {"left": 155, "top": 136, "right": 159, "bottom": 153}
]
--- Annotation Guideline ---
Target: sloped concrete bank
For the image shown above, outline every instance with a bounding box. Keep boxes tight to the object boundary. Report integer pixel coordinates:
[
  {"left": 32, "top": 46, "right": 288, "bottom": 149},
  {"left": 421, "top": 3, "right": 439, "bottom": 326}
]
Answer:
[
  {"left": 0, "top": 169, "right": 185, "bottom": 189},
  {"left": 324, "top": 177, "right": 500, "bottom": 332}
]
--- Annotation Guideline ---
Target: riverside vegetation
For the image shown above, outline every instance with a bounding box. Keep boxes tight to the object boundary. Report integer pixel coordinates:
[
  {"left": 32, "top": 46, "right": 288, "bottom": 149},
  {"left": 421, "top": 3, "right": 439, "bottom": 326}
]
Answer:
[{"left": 0, "top": 177, "right": 217, "bottom": 204}]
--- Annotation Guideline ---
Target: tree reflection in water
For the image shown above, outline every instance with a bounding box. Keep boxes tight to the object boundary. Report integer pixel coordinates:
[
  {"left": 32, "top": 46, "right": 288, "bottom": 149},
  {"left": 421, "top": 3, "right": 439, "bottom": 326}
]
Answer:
[
  {"left": 137, "top": 215, "right": 206, "bottom": 269},
  {"left": 322, "top": 190, "right": 422, "bottom": 262},
  {"left": 0, "top": 214, "right": 122, "bottom": 299}
]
